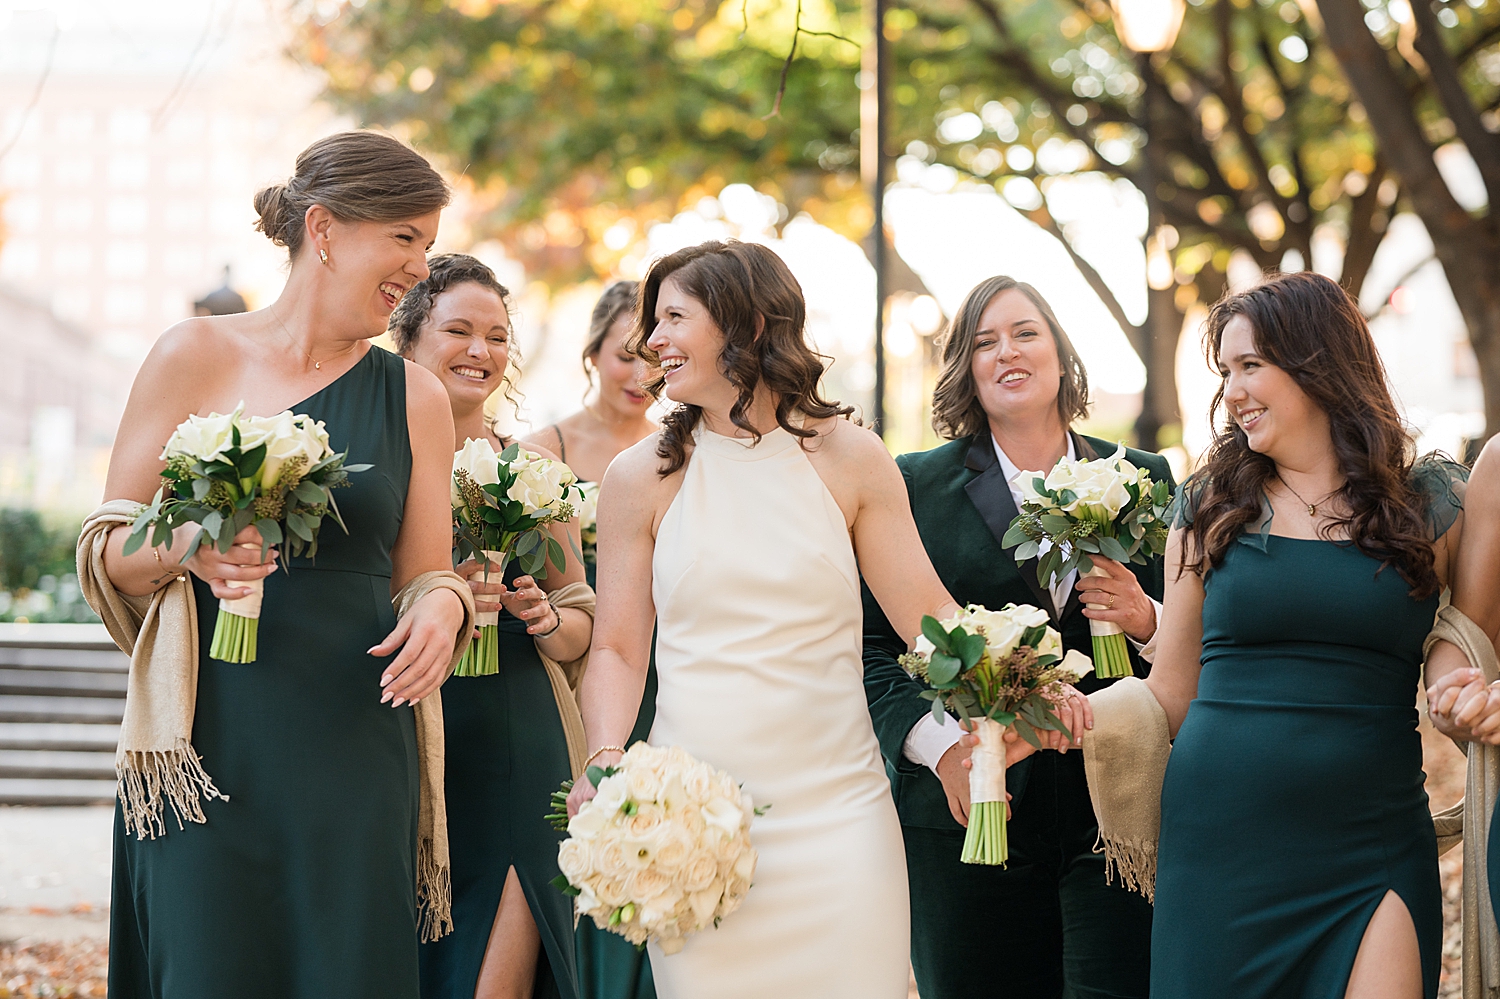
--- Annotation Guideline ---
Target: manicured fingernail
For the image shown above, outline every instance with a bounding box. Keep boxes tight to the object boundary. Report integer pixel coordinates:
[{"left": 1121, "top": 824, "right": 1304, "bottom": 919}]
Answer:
[
  {"left": 392, "top": 697, "right": 406, "bottom": 708},
  {"left": 380, "top": 674, "right": 393, "bottom": 685},
  {"left": 380, "top": 691, "right": 393, "bottom": 704}
]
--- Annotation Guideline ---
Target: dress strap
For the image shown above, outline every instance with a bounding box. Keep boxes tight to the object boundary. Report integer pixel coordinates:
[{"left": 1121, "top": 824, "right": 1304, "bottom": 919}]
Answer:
[{"left": 549, "top": 424, "right": 567, "bottom": 463}]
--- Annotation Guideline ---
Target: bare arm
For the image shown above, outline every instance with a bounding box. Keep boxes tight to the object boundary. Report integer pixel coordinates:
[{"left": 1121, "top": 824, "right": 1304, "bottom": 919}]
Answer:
[
  {"left": 101, "top": 321, "right": 278, "bottom": 598},
  {"left": 1142, "top": 527, "right": 1205, "bottom": 737},
  {"left": 571, "top": 440, "right": 668, "bottom": 798},
  {"left": 1428, "top": 442, "right": 1497, "bottom": 741},
  {"left": 373, "top": 361, "right": 466, "bottom": 706}
]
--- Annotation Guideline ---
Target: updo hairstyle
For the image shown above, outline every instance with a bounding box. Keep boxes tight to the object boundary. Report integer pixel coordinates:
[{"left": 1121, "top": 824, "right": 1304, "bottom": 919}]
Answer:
[
  {"left": 583, "top": 281, "right": 640, "bottom": 380},
  {"left": 253, "top": 131, "right": 450, "bottom": 257}
]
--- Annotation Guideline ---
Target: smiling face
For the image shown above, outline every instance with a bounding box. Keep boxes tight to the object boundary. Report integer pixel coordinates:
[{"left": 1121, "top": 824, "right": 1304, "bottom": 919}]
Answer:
[
  {"left": 970, "top": 288, "right": 1065, "bottom": 428},
  {"left": 592, "top": 314, "right": 652, "bottom": 417},
  {"left": 1217, "top": 313, "right": 1328, "bottom": 461},
  {"left": 316, "top": 209, "right": 440, "bottom": 335},
  {"left": 646, "top": 275, "right": 734, "bottom": 412},
  {"left": 407, "top": 281, "right": 512, "bottom": 410}
]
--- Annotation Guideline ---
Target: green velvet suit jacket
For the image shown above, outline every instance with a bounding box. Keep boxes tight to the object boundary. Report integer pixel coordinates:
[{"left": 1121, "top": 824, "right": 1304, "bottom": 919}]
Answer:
[{"left": 862, "top": 430, "right": 1176, "bottom": 832}]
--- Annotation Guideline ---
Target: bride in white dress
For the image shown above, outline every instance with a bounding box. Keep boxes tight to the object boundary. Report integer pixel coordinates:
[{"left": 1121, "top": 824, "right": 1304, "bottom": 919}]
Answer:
[{"left": 568, "top": 240, "right": 1077, "bottom": 997}]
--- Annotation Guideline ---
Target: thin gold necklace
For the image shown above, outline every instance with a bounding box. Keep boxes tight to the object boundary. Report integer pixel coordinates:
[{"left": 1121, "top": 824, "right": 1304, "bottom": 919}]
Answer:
[
  {"left": 1276, "top": 475, "right": 1341, "bottom": 517},
  {"left": 271, "top": 307, "right": 357, "bottom": 372}
]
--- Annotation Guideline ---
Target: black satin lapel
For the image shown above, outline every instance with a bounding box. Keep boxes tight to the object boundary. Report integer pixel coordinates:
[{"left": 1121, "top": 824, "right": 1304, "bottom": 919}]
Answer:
[{"left": 963, "top": 447, "right": 1058, "bottom": 621}]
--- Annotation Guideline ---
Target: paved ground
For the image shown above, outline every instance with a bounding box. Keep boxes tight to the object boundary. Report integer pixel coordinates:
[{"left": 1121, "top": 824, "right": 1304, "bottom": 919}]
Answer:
[{"left": 0, "top": 805, "right": 112, "bottom": 947}]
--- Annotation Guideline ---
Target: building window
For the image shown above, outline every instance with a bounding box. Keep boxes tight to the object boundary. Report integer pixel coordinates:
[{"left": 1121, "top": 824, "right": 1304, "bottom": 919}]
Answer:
[
  {"left": 52, "top": 243, "right": 93, "bottom": 272},
  {"left": 55, "top": 199, "right": 94, "bottom": 231},
  {"left": 106, "top": 197, "right": 149, "bottom": 234},
  {"left": 0, "top": 241, "right": 42, "bottom": 280},
  {"left": 104, "top": 286, "right": 147, "bottom": 323},
  {"left": 105, "top": 241, "right": 148, "bottom": 279},
  {"left": 108, "top": 110, "right": 150, "bottom": 145},
  {"left": 108, "top": 154, "right": 149, "bottom": 189}
]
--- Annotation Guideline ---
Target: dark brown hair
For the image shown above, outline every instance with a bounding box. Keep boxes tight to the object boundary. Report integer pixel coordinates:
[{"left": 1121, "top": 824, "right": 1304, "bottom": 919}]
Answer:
[
  {"left": 1184, "top": 271, "right": 1438, "bottom": 596},
  {"left": 388, "top": 253, "right": 522, "bottom": 414},
  {"left": 930, "top": 275, "right": 1090, "bottom": 440},
  {"left": 630, "top": 240, "right": 853, "bottom": 475},
  {"left": 253, "top": 131, "right": 449, "bottom": 257},
  {"left": 583, "top": 281, "right": 640, "bottom": 381}
]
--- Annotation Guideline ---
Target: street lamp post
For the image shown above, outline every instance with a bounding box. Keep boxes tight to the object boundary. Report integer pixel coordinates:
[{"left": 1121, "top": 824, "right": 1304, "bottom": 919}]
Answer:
[
  {"left": 1110, "top": 0, "right": 1184, "bottom": 449},
  {"left": 862, "top": 0, "right": 889, "bottom": 435}
]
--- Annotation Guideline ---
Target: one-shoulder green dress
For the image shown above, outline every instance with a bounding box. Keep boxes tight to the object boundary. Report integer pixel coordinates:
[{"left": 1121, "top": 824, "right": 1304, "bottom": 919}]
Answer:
[
  {"left": 108, "top": 346, "right": 425, "bottom": 998},
  {"left": 1152, "top": 460, "right": 1465, "bottom": 999},
  {"left": 419, "top": 559, "right": 579, "bottom": 999}
]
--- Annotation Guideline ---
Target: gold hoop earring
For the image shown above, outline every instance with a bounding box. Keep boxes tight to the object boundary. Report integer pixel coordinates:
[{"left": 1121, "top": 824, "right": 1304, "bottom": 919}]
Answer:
[{"left": 319, "top": 248, "right": 329, "bottom": 264}]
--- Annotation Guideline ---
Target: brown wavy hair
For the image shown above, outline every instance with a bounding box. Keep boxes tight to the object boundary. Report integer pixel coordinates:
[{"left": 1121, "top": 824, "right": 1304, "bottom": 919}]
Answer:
[
  {"left": 930, "top": 275, "right": 1090, "bottom": 440},
  {"left": 630, "top": 240, "right": 854, "bottom": 476},
  {"left": 1183, "top": 271, "right": 1438, "bottom": 596}
]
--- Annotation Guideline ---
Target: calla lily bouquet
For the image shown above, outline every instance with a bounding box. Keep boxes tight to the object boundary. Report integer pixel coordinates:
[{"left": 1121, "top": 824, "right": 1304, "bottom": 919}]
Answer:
[
  {"left": 546, "top": 743, "right": 760, "bottom": 955},
  {"left": 451, "top": 437, "right": 582, "bottom": 676},
  {"left": 123, "top": 405, "right": 367, "bottom": 663},
  {"left": 1002, "top": 446, "right": 1171, "bottom": 678},
  {"left": 900, "top": 603, "right": 1093, "bottom": 866}
]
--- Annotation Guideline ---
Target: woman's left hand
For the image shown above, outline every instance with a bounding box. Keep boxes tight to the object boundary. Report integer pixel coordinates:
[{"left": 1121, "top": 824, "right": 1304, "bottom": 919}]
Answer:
[
  {"left": 371, "top": 588, "right": 467, "bottom": 707},
  {"left": 498, "top": 575, "right": 560, "bottom": 637},
  {"left": 1076, "top": 557, "right": 1157, "bottom": 643}
]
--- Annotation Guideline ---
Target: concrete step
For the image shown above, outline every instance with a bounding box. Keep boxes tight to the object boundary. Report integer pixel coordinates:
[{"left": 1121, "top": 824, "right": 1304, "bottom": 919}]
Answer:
[
  {"left": 0, "top": 646, "right": 128, "bottom": 672},
  {"left": 0, "top": 749, "right": 115, "bottom": 780},
  {"left": 0, "top": 696, "right": 124, "bottom": 725},
  {"left": 0, "top": 668, "right": 126, "bottom": 698},
  {"left": 0, "top": 623, "right": 118, "bottom": 650},
  {"left": 0, "top": 723, "right": 119, "bottom": 751},
  {"left": 0, "top": 777, "right": 115, "bottom": 805}
]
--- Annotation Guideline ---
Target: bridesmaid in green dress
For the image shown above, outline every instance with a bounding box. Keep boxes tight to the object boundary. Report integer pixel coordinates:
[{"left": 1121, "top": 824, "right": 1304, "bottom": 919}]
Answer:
[
  {"left": 1145, "top": 272, "right": 1467, "bottom": 999},
  {"left": 393, "top": 254, "right": 593, "bottom": 999},
  {"left": 100, "top": 132, "right": 469, "bottom": 998},
  {"left": 525, "top": 281, "right": 658, "bottom": 999}
]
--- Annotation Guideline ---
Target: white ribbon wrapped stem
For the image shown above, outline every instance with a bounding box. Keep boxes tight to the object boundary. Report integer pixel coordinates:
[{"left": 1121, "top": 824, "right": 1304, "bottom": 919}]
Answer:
[
  {"left": 1084, "top": 563, "right": 1124, "bottom": 638},
  {"left": 218, "top": 542, "right": 265, "bottom": 619},
  {"left": 466, "top": 549, "right": 509, "bottom": 628},
  {"left": 968, "top": 717, "right": 1007, "bottom": 805}
]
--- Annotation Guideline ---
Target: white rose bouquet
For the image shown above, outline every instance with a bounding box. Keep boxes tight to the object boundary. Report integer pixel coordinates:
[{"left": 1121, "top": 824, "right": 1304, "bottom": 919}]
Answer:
[
  {"left": 546, "top": 743, "right": 760, "bottom": 954},
  {"left": 576, "top": 481, "right": 601, "bottom": 565},
  {"left": 900, "top": 603, "right": 1093, "bottom": 866},
  {"left": 122, "top": 404, "right": 368, "bottom": 663},
  {"left": 451, "top": 437, "right": 582, "bottom": 676},
  {"left": 1001, "top": 446, "right": 1171, "bottom": 678}
]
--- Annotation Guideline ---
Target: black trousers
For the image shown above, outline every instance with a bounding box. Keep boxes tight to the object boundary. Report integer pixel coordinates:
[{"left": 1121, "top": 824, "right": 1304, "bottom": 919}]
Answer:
[{"left": 904, "top": 750, "right": 1152, "bottom": 999}]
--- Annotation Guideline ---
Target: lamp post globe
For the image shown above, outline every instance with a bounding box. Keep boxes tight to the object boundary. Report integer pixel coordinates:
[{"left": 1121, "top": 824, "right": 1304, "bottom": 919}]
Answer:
[{"left": 1111, "top": 0, "right": 1186, "bottom": 52}]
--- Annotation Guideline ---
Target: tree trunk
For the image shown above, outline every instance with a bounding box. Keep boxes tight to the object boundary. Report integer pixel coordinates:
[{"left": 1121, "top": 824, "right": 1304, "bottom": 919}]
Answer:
[
  {"left": 1317, "top": 0, "right": 1500, "bottom": 437},
  {"left": 1134, "top": 286, "right": 1186, "bottom": 451}
]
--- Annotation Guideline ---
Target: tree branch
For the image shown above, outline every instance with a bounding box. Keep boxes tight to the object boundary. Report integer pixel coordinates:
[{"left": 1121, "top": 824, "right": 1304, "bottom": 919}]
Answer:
[
  {"left": 1408, "top": 0, "right": 1500, "bottom": 212},
  {"left": 1024, "top": 202, "right": 1146, "bottom": 355}
]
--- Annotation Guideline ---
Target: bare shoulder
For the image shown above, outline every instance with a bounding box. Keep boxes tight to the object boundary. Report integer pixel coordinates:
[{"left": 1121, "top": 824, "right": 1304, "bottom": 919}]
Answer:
[
  {"left": 604, "top": 432, "right": 671, "bottom": 492},
  {"left": 811, "top": 417, "right": 892, "bottom": 469},
  {"left": 401, "top": 356, "right": 449, "bottom": 416},
  {"left": 138, "top": 315, "right": 242, "bottom": 389},
  {"left": 523, "top": 439, "right": 562, "bottom": 462}
]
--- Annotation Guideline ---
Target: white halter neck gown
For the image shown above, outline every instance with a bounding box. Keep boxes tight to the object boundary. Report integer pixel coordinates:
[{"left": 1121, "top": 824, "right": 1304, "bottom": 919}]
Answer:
[{"left": 647, "top": 424, "right": 910, "bottom": 998}]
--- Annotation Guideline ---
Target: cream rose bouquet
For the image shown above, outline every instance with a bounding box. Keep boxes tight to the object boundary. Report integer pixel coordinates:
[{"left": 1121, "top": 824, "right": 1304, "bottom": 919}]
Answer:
[
  {"left": 900, "top": 603, "right": 1092, "bottom": 866},
  {"left": 577, "top": 481, "right": 601, "bottom": 565},
  {"left": 546, "top": 744, "right": 760, "bottom": 954},
  {"left": 122, "top": 404, "right": 368, "bottom": 662},
  {"left": 451, "top": 437, "right": 582, "bottom": 676},
  {"left": 1002, "top": 446, "right": 1171, "bottom": 678}
]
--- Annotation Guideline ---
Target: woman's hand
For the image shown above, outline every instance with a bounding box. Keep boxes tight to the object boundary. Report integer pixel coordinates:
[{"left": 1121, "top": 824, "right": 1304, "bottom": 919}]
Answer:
[
  {"left": 1076, "top": 558, "right": 1157, "bottom": 643},
  {"left": 456, "top": 557, "right": 507, "bottom": 618},
  {"left": 497, "top": 575, "right": 561, "bottom": 637},
  {"left": 1429, "top": 667, "right": 1500, "bottom": 744},
  {"left": 565, "top": 748, "right": 624, "bottom": 817},
  {"left": 183, "top": 525, "right": 277, "bottom": 600},
  {"left": 370, "top": 588, "right": 466, "bottom": 707}
]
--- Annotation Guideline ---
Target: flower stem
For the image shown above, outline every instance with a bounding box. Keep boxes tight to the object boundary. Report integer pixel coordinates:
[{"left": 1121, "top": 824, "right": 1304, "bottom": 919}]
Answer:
[
  {"left": 1092, "top": 632, "right": 1133, "bottom": 678},
  {"left": 961, "top": 801, "right": 1008, "bottom": 865},
  {"left": 453, "top": 624, "right": 500, "bottom": 677},
  {"left": 209, "top": 610, "right": 258, "bottom": 663}
]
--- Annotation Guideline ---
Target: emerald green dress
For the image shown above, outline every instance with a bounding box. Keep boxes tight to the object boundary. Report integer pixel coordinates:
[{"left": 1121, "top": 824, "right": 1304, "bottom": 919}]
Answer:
[
  {"left": 1153, "top": 459, "right": 1466, "bottom": 999},
  {"left": 419, "top": 559, "right": 579, "bottom": 999},
  {"left": 574, "top": 524, "right": 657, "bottom": 999},
  {"left": 108, "top": 346, "right": 425, "bottom": 998}
]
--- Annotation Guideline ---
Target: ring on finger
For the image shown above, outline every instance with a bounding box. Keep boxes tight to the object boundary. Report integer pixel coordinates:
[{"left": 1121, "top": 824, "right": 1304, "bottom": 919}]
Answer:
[{"left": 1107, "top": 594, "right": 1116, "bottom": 609}]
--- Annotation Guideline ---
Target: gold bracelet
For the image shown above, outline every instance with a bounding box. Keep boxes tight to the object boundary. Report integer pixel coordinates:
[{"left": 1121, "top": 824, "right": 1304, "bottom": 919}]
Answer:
[
  {"left": 153, "top": 547, "right": 185, "bottom": 580},
  {"left": 584, "top": 745, "right": 626, "bottom": 767}
]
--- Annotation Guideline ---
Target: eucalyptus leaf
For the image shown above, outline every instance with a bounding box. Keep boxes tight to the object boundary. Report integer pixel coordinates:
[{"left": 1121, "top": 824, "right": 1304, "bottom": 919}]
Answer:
[
  {"left": 919, "top": 616, "right": 952, "bottom": 654},
  {"left": 1013, "top": 539, "right": 1040, "bottom": 562},
  {"left": 122, "top": 530, "right": 147, "bottom": 557},
  {"left": 927, "top": 651, "right": 962, "bottom": 686},
  {"left": 1040, "top": 514, "right": 1072, "bottom": 534},
  {"left": 1002, "top": 520, "right": 1033, "bottom": 547},
  {"left": 1014, "top": 716, "right": 1043, "bottom": 749},
  {"left": 1097, "top": 535, "right": 1131, "bottom": 563},
  {"left": 954, "top": 631, "right": 987, "bottom": 670}
]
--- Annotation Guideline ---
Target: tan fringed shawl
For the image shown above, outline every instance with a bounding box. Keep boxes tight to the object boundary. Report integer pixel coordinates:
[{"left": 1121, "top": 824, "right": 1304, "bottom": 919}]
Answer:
[
  {"left": 77, "top": 502, "right": 475, "bottom": 943},
  {"left": 536, "top": 581, "right": 597, "bottom": 779},
  {"left": 1423, "top": 604, "right": 1500, "bottom": 999},
  {"left": 1080, "top": 676, "right": 1171, "bottom": 902}
]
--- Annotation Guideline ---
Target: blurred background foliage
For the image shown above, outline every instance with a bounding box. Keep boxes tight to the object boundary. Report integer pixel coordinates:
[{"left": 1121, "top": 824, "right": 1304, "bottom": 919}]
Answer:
[{"left": 0, "top": 510, "right": 96, "bottom": 624}]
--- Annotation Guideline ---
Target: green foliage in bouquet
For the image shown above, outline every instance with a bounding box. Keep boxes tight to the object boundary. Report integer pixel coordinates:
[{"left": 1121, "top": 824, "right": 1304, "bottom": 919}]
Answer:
[
  {"left": 900, "top": 608, "right": 1088, "bottom": 749},
  {"left": 1001, "top": 448, "right": 1172, "bottom": 590},
  {"left": 122, "top": 416, "right": 367, "bottom": 566},
  {"left": 452, "top": 440, "right": 581, "bottom": 582}
]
